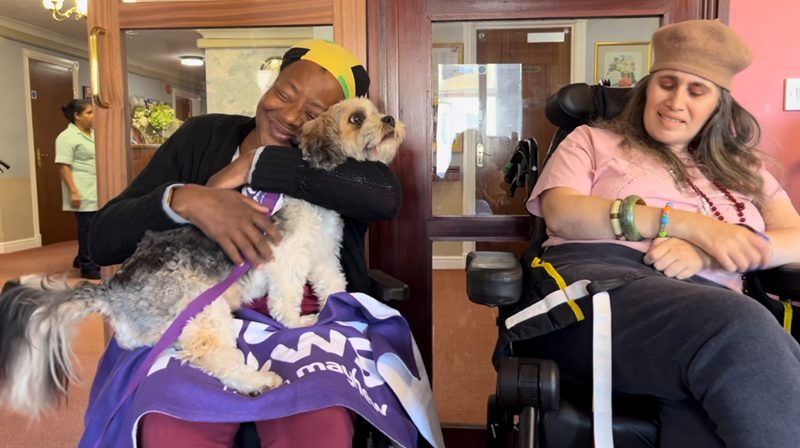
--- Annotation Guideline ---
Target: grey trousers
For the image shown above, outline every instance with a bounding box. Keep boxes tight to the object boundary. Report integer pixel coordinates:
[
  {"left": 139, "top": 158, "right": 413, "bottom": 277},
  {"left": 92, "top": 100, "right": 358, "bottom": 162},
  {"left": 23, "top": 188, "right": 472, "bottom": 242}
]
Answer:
[{"left": 518, "top": 243, "right": 800, "bottom": 448}]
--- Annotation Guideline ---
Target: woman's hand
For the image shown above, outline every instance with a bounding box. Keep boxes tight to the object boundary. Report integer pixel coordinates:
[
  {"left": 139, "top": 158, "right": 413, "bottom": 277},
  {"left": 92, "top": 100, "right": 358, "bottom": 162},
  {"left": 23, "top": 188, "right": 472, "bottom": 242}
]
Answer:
[
  {"left": 170, "top": 184, "right": 281, "bottom": 266},
  {"left": 644, "top": 237, "right": 713, "bottom": 279},
  {"left": 206, "top": 149, "right": 259, "bottom": 190},
  {"left": 70, "top": 190, "right": 82, "bottom": 209},
  {"left": 680, "top": 215, "right": 772, "bottom": 273}
]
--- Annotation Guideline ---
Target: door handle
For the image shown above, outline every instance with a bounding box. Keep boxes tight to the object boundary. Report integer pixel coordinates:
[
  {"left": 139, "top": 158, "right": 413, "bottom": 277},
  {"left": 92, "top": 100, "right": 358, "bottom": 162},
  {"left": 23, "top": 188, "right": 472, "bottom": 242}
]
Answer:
[
  {"left": 35, "top": 148, "right": 49, "bottom": 168},
  {"left": 89, "top": 26, "right": 110, "bottom": 108},
  {"left": 476, "top": 142, "right": 485, "bottom": 167}
]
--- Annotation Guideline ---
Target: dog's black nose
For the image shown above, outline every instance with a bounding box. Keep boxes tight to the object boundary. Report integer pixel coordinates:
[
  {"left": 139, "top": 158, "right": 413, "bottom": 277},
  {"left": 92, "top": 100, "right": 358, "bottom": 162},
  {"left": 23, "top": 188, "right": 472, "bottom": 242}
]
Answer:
[{"left": 381, "top": 115, "right": 395, "bottom": 127}]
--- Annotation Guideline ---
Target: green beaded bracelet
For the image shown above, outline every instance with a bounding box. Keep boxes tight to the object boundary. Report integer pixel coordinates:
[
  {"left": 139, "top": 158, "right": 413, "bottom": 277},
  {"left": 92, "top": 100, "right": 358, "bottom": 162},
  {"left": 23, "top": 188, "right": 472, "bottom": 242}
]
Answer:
[{"left": 619, "top": 195, "right": 646, "bottom": 241}]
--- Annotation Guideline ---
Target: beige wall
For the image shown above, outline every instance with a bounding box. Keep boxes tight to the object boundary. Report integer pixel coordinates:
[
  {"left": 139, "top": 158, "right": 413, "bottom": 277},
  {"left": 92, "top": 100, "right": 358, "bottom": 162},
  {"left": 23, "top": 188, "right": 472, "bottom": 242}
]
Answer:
[
  {"left": 432, "top": 181, "right": 464, "bottom": 257},
  {"left": 0, "top": 177, "right": 35, "bottom": 243},
  {"left": 202, "top": 26, "right": 331, "bottom": 116},
  {"left": 205, "top": 47, "right": 287, "bottom": 116}
]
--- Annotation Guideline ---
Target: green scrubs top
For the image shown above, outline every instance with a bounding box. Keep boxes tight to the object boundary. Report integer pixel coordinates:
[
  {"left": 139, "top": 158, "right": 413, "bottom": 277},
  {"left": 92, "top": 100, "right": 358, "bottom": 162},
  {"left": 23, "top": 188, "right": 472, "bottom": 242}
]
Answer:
[{"left": 54, "top": 123, "right": 97, "bottom": 212}]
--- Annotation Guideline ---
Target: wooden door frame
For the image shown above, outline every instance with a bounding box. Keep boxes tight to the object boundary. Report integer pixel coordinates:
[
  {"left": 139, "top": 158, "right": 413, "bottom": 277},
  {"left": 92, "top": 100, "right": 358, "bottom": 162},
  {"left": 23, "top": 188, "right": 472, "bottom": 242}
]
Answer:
[
  {"left": 367, "top": 0, "right": 729, "bottom": 372},
  {"left": 87, "top": 0, "right": 366, "bottom": 207},
  {"left": 22, "top": 49, "right": 80, "bottom": 251}
]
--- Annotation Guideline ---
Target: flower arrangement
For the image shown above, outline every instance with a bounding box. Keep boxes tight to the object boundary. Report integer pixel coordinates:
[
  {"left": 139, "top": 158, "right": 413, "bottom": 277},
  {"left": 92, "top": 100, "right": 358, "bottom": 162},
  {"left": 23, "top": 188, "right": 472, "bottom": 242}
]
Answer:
[
  {"left": 606, "top": 55, "right": 637, "bottom": 87},
  {"left": 131, "top": 100, "right": 178, "bottom": 145}
]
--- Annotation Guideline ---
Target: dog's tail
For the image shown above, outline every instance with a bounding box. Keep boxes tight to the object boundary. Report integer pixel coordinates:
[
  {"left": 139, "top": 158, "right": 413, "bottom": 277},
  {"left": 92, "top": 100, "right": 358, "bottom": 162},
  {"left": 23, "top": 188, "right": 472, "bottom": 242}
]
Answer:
[{"left": 0, "top": 274, "right": 103, "bottom": 417}]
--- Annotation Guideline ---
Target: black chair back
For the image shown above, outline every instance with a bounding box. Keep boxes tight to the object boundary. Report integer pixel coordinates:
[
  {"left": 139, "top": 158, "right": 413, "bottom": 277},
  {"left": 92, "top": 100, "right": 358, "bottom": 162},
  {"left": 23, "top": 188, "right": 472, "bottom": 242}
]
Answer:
[{"left": 543, "top": 83, "right": 632, "bottom": 165}]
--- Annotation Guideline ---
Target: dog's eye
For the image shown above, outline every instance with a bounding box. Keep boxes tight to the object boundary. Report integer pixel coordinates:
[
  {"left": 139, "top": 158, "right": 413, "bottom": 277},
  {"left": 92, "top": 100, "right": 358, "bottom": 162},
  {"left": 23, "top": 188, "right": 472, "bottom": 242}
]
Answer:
[{"left": 349, "top": 113, "right": 365, "bottom": 126}]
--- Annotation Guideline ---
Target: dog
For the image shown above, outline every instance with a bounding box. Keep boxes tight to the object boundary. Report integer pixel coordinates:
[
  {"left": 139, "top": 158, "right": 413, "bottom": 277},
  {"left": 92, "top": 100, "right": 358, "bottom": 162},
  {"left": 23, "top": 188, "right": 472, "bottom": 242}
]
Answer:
[{"left": 0, "top": 97, "right": 405, "bottom": 417}]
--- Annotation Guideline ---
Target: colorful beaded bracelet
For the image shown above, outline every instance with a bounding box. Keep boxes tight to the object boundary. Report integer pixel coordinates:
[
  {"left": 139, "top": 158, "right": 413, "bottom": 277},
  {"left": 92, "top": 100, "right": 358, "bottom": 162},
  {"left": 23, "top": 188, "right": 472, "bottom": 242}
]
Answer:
[{"left": 658, "top": 201, "right": 673, "bottom": 238}]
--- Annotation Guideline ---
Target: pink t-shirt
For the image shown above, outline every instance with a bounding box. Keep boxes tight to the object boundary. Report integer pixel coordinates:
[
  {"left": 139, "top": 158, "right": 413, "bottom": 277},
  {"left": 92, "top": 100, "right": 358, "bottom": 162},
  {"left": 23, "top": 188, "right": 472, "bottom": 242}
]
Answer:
[{"left": 527, "top": 125, "right": 788, "bottom": 291}]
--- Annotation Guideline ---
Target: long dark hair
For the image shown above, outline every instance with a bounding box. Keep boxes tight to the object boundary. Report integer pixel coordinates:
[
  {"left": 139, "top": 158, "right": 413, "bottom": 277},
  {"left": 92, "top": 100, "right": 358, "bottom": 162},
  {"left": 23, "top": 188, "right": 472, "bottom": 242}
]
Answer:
[
  {"left": 598, "top": 75, "right": 767, "bottom": 206},
  {"left": 61, "top": 99, "right": 92, "bottom": 124}
]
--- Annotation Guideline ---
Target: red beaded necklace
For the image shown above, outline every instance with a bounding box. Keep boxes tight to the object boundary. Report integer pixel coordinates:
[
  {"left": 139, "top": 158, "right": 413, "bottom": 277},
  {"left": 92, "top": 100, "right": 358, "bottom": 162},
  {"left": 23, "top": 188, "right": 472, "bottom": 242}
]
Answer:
[{"left": 685, "top": 178, "right": 746, "bottom": 223}]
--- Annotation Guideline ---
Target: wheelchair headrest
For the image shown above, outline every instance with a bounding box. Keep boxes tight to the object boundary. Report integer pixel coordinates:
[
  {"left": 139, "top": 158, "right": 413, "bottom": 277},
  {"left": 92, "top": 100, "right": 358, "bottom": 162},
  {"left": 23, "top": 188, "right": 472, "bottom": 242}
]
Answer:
[{"left": 545, "top": 83, "right": 633, "bottom": 130}]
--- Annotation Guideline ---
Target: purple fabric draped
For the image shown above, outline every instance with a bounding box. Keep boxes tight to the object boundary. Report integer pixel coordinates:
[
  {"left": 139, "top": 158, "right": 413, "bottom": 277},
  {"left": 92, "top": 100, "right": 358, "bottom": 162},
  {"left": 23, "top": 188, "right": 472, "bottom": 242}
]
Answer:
[{"left": 79, "top": 292, "right": 441, "bottom": 448}]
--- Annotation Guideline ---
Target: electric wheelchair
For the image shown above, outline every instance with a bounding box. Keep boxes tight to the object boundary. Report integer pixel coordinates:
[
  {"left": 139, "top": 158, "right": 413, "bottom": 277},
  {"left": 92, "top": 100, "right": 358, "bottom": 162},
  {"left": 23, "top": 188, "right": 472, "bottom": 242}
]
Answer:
[{"left": 466, "top": 82, "right": 800, "bottom": 448}]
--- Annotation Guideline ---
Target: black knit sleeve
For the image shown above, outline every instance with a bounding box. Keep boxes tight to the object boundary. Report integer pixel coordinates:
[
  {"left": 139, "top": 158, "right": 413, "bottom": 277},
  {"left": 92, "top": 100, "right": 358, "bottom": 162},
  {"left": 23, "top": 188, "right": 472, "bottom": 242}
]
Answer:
[
  {"left": 89, "top": 118, "right": 203, "bottom": 266},
  {"left": 249, "top": 146, "right": 402, "bottom": 223}
]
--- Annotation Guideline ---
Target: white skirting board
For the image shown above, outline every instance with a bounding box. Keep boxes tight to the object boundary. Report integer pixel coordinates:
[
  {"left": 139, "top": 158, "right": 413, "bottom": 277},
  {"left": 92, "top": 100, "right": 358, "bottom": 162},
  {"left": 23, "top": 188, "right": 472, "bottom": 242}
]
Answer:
[
  {"left": 0, "top": 236, "right": 41, "bottom": 254},
  {"left": 433, "top": 255, "right": 465, "bottom": 270}
]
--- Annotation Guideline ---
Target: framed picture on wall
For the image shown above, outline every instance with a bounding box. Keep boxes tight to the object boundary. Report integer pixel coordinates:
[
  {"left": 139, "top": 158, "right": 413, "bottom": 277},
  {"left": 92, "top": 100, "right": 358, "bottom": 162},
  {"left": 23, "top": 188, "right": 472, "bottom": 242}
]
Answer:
[
  {"left": 82, "top": 85, "right": 92, "bottom": 99},
  {"left": 594, "top": 41, "right": 652, "bottom": 87}
]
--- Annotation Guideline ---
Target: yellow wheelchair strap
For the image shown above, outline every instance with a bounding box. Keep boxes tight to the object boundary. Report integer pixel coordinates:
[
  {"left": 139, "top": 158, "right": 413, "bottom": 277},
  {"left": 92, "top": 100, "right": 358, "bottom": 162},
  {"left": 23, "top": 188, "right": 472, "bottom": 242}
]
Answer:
[
  {"left": 783, "top": 301, "right": 793, "bottom": 333},
  {"left": 532, "top": 257, "right": 585, "bottom": 321}
]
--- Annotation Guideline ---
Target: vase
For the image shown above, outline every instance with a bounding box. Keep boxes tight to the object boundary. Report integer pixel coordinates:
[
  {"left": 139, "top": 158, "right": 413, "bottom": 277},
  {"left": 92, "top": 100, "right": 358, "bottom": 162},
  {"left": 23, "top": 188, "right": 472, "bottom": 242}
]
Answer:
[{"left": 143, "top": 130, "right": 166, "bottom": 145}]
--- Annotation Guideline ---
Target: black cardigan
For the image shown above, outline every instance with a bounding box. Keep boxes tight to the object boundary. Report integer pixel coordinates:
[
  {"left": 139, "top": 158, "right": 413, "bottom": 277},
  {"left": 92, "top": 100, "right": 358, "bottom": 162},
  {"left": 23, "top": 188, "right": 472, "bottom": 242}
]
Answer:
[{"left": 89, "top": 114, "right": 402, "bottom": 293}]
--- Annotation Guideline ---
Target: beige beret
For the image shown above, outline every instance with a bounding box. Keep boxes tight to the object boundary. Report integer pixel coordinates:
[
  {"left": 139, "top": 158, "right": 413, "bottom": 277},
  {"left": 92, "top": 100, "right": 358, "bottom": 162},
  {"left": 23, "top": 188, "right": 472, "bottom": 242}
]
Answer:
[{"left": 650, "top": 20, "right": 753, "bottom": 91}]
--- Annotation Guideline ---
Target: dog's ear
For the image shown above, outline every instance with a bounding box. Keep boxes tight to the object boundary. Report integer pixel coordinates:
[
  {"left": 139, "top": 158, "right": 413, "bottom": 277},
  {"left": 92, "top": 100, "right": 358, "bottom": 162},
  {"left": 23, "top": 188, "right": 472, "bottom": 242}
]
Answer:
[
  {"left": 1, "top": 279, "right": 20, "bottom": 294},
  {"left": 299, "top": 114, "right": 347, "bottom": 170}
]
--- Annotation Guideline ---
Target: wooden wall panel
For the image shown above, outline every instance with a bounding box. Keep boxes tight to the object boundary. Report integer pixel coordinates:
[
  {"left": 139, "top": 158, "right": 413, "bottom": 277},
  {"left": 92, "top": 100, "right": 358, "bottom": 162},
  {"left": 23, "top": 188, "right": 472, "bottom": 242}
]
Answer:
[
  {"left": 333, "top": 0, "right": 367, "bottom": 64},
  {"left": 368, "top": 0, "right": 435, "bottom": 371},
  {"left": 426, "top": 0, "right": 714, "bottom": 24},
  {"left": 119, "top": 0, "right": 332, "bottom": 29},
  {"left": 88, "top": 0, "right": 129, "bottom": 206}
]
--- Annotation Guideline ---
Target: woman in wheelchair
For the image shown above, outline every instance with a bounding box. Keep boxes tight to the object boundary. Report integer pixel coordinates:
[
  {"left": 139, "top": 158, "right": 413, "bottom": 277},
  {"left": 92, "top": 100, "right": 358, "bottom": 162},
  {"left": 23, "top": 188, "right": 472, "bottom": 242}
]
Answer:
[{"left": 525, "top": 20, "right": 800, "bottom": 447}]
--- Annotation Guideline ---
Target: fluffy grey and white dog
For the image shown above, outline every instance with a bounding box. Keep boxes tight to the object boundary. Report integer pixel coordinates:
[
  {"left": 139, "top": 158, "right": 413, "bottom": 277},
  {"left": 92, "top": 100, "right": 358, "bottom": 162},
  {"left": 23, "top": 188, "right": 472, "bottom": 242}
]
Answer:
[{"left": 0, "top": 97, "right": 404, "bottom": 417}]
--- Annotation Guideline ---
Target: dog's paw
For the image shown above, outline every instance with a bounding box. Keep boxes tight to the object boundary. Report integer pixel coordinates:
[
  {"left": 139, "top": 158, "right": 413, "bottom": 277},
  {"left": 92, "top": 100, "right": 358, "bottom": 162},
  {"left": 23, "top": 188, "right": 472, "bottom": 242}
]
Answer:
[
  {"left": 308, "top": 157, "right": 344, "bottom": 171},
  {"left": 222, "top": 368, "right": 283, "bottom": 396},
  {"left": 276, "top": 313, "right": 318, "bottom": 328},
  {"left": 247, "top": 370, "right": 284, "bottom": 397},
  {"left": 304, "top": 148, "right": 347, "bottom": 171},
  {"left": 297, "top": 313, "right": 320, "bottom": 327}
]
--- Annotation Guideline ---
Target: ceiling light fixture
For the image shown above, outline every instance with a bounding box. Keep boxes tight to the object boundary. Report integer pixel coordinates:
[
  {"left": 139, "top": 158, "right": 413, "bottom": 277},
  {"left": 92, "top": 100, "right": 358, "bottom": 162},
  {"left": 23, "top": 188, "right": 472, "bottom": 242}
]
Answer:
[
  {"left": 179, "top": 56, "right": 205, "bottom": 67},
  {"left": 42, "top": 0, "right": 87, "bottom": 21}
]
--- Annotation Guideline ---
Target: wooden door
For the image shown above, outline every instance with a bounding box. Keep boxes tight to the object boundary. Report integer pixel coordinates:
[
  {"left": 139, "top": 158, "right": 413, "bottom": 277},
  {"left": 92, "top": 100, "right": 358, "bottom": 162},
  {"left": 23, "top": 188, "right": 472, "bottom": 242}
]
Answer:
[
  {"left": 174, "top": 97, "right": 191, "bottom": 121},
  {"left": 366, "top": 0, "right": 729, "bottom": 431},
  {"left": 29, "top": 59, "right": 78, "bottom": 245}
]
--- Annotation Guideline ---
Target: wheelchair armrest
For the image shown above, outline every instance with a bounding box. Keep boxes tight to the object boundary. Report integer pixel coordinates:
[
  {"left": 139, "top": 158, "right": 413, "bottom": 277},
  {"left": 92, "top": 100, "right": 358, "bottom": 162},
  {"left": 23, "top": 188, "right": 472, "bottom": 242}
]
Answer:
[
  {"left": 753, "top": 263, "right": 800, "bottom": 298},
  {"left": 368, "top": 269, "right": 410, "bottom": 302},
  {"left": 466, "top": 251, "right": 523, "bottom": 306}
]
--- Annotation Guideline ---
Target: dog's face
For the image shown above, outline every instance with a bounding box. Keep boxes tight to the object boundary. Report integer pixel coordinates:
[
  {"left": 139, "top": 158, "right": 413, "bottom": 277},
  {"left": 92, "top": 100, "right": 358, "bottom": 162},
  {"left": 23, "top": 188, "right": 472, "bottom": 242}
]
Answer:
[{"left": 298, "top": 97, "right": 405, "bottom": 170}]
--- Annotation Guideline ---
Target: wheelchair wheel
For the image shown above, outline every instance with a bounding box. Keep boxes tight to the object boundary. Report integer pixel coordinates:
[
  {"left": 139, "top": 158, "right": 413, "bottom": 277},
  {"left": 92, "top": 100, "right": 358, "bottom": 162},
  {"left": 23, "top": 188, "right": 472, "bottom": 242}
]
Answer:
[{"left": 487, "top": 394, "right": 513, "bottom": 448}]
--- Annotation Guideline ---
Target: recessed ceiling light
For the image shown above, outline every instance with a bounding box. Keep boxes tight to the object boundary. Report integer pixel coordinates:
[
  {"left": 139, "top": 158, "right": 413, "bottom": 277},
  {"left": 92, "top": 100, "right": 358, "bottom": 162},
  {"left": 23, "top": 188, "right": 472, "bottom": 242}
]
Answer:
[{"left": 179, "top": 56, "right": 204, "bottom": 67}]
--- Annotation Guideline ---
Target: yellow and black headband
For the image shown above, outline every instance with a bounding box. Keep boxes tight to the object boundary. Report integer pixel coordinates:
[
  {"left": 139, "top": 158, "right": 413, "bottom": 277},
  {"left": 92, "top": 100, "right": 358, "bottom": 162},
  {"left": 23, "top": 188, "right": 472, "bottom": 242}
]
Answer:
[{"left": 281, "top": 39, "right": 370, "bottom": 99}]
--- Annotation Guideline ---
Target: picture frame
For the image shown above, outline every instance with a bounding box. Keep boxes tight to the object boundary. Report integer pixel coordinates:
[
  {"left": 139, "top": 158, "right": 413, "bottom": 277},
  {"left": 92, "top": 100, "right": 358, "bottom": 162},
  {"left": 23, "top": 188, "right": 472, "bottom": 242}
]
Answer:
[
  {"left": 82, "top": 85, "right": 92, "bottom": 99},
  {"left": 594, "top": 41, "right": 652, "bottom": 87}
]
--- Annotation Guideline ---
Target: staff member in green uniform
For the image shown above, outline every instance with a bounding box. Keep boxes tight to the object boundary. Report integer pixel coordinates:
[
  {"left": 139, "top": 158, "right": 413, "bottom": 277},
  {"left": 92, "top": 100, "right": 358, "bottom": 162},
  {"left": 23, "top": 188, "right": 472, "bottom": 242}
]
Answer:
[{"left": 55, "top": 99, "right": 100, "bottom": 279}]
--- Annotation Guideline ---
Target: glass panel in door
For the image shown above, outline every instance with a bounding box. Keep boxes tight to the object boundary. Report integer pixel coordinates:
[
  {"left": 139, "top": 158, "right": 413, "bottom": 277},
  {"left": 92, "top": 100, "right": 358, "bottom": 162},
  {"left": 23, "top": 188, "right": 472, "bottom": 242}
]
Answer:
[{"left": 431, "top": 23, "right": 573, "bottom": 220}]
